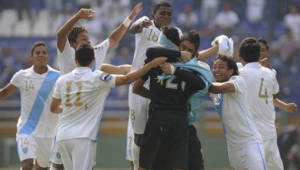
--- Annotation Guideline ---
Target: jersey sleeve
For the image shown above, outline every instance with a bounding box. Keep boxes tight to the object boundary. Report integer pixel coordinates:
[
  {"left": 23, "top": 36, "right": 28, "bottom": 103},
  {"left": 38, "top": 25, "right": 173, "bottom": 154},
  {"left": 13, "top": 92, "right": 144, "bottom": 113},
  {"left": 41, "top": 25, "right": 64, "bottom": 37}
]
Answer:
[
  {"left": 57, "top": 40, "right": 76, "bottom": 74},
  {"left": 10, "top": 70, "right": 23, "bottom": 89},
  {"left": 96, "top": 71, "right": 116, "bottom": 88},
  {"left": 94, "top": 39, "right": 110, "bottom": 67},
  {"left": 52, "top": 77, "right": 62, "bottom": 99},
  {"left": 230, "top": 76, "right": 246, "bottom": 94}
]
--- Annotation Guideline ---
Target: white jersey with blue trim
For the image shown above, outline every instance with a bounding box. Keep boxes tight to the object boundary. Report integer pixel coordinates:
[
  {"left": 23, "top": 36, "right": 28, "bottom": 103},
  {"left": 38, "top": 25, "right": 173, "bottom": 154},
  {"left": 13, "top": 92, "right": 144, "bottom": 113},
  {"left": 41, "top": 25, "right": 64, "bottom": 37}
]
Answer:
[
  {"left": 239, "top": 62, "right": 279, "bottom": 140},
  {"left": 131, "top": 16, "right": 182, "bottom": 71},
  {"left": 211, "top": 76, "right": 262, "bottom": 149},
  {"left": 52, "top": 67, "right": 116, "bottom": 142},
  {"left": 10, "top": 66, "right": 60, "bottom": 138},
  {"left": 57, "top": 39, "right": 110, "bottom": 75}
]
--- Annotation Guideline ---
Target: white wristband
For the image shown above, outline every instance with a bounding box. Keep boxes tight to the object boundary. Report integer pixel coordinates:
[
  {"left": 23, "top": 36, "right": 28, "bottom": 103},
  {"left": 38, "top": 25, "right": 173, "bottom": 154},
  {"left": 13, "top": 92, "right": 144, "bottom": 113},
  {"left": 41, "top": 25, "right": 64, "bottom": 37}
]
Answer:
[
  {"left": 122, "top": 17, "right": 132, "bottom": 28},
  {"left": 170, "top": 64, "right": 176, "bottom": 74}
]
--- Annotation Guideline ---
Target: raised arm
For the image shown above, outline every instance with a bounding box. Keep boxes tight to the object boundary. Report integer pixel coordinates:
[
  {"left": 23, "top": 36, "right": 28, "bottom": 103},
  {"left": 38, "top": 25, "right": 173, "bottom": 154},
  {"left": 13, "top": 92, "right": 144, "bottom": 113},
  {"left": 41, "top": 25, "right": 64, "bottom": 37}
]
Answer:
[
  {"left": 101, "top": 64, "right": 131, "bottom": 75},
  {"left": 57, "top": 8, "right": 95, "bottom": 52},
  {"left": 198, "top": 45, "right": 218, "bottom": 61},
  {"left": 209, "top": 82, "right": 235, "bottom": 94},
  {"left": 128, "top": 16, "right": 152, "bottom": 34},
  {"left": 0, "top": 84, "right": 17, "bottom": 100},
  {"left": 106, "top": 2, "right": 143, "bottom": 52}
]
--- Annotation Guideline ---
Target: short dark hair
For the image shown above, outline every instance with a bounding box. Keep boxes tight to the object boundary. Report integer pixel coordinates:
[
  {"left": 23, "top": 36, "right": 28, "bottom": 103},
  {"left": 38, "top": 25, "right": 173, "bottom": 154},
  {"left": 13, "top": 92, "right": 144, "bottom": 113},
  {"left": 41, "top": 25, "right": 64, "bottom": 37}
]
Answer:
[
  {"left": 153, "top": 1, "right": 172, "bottom": 14},
  {"left": 31, "top": 42, "right": 47, "bottom": 55},
  {"left": 161, "top": 25, "right": 180, "bottom": 46},
  {"left": 257, "top": 38, "right": 269, "bottom": 51},
  {"left": 216, "top": 55, "right": 239, "bottom": 76},
  {"left": 75, "top": 44, "right": 95, "bottom": 66},
  {"left": 68, "top": 25, "right": 88, "bottom": 44},
  {"left": 181, "top": 30, "right": 200, "bottom": 56},
  {"left": 239, "top": 37, "right": 260, "bottom": 63}
]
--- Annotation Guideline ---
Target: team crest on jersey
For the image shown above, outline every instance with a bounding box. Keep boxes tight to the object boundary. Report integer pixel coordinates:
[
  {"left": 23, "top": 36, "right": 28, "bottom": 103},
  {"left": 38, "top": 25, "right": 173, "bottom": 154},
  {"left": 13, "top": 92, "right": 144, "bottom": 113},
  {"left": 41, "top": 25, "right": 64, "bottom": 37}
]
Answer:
[
  {"left": 99, "top": 73, "right": 112, "bottom": 82},
  {"left": 56, "top": 152, "right": 61, "bottom": 159},
  {"left": 22, "top": 147, "right": 28, "bottom": 154}
]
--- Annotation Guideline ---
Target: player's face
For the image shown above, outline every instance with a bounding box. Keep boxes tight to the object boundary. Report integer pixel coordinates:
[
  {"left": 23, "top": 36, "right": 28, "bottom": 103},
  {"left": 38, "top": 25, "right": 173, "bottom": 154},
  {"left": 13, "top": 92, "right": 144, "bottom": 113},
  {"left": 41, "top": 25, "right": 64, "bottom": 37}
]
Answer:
[
  {"left": 213, "top": 59, "right": 233, "bottom": 82},
  {"left": 259, "top": 42, "right": 270, "bottom": 60},
  {"left": 152, "top": 6, "right": 172, "bottom": 28},
  {"left": 31, "top": 46, "right": 49, "bottom": 67},
  {"left": 179, "top": 40, "right": 196, "bottom": 56},
  {"left": 75, "top": 31, "right": 91, "bottom": 48}
]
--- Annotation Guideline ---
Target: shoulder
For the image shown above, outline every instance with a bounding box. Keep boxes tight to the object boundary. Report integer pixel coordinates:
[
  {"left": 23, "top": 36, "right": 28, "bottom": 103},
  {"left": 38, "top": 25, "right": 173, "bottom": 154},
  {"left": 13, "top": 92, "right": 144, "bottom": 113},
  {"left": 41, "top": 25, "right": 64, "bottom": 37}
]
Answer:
[{"left": 47, "top": 66, "right": 60, "bottom": 74}]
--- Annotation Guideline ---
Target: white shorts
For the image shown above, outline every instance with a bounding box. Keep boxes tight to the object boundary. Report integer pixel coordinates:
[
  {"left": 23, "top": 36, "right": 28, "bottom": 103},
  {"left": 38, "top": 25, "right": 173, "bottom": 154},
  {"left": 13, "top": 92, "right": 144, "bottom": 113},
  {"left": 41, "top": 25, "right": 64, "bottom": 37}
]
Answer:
[
  {"left": 228, "top": 143, "right": 266, "bottom": 170},
  {"left": 49, "top": 137, "right": 63, "bottom": 165},
  {"left": 16, "top": 134, "right": 36, "bottom": 162},
  {"left": 128, "top": 85, "right": 150, "bottom": 134},
  {"left": 34, "top": 136, "right": 53, "bottom": 168},
  {"left": 263, "top": 138, "right": 284, "bottom": 170},
  {"left": 57, "top": 138, "right": 96, "bottom": 170}
]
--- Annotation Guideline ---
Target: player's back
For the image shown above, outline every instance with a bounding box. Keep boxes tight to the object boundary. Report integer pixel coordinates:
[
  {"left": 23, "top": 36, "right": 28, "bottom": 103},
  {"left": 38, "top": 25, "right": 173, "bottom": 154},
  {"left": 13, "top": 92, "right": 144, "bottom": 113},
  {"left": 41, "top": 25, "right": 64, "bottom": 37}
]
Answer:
[
  {"left": 239, "top": 62, "right": 279, "bottom": 139},
  {"left": 55, "top": 68, "right": 113, "bottom": 142},
  {"left": 146, "top": 68, "right": 198, "bottom": 117}
]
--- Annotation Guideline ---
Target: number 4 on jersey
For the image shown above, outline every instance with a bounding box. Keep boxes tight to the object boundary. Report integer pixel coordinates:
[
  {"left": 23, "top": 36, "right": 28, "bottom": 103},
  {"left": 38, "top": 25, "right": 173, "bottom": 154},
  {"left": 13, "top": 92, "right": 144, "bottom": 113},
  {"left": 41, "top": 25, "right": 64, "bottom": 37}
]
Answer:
[{"left": 258, "top": 78, "right": 268, "bottom": 104}]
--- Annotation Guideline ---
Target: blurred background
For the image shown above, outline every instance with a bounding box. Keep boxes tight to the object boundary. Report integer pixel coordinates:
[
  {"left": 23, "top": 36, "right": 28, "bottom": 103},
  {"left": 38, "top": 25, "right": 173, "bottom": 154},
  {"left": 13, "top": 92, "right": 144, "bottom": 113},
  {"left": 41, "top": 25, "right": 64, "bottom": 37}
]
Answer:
[{"left": 0, "top": 0, "right": 300, "bottom": 169}]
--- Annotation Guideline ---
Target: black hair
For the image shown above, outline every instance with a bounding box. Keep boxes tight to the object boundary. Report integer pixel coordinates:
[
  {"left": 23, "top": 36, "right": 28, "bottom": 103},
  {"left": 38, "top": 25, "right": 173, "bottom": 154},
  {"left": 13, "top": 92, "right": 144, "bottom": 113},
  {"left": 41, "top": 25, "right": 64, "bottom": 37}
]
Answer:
[
  {"left": 31, "top": 41, "right": 47, "bottom": 55},
  {"left": 239, "top": 37, "right": 260, "bottom": 63},
  {"left": 75, "top": 44, "right": 95, "bottom": 66},
  {"left": 257, "top": 38, "right": 269, "bottom": 51},
  {"left": 161, "top": 25, "right": 180, "bottom": 46},
  {"left": 181, "top": 30, "right": 200, "bottom": 56},
  {"left": 68, "top": 25, "right": 88, "bottom": 44},
  {"left": 153, "top": 1, "right": 172, "bottom": 14},
  {"left": 216, "top": 55, "right": 239, "bottom": 76}
]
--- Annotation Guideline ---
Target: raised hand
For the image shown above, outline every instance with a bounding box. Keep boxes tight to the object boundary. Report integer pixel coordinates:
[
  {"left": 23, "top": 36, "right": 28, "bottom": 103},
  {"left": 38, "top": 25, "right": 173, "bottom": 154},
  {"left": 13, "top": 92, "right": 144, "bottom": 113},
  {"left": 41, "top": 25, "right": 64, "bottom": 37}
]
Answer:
[
  {"left": 76, "top": 8, "right": 95, "bottom": 20},
  {"left": 129, "top": 2, "right": 143, "bottom": 20}
]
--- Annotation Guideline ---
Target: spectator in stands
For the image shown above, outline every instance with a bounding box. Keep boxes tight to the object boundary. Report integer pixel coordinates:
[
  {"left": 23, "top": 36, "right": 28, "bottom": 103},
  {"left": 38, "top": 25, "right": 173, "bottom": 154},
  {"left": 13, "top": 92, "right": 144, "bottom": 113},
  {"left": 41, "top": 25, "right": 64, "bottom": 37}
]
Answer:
[
  {"left": 214, "top": 1, "right": 239, "bottom": 35},
  {"left": 0, "top": 48, "right": 15, "bottom": 86},
  {"left": 278, "top": 124, "right": 300, "bottom": 170},
  {"left": 177, "top": 4, "right": 199, "bottom": 31},
  {"left": 284, "top": 5, "right": 300, "bottom": 41},
  {"left": 273, "top": 28, "right": 300, "bottom": 75},
  {"left": 201, "top": 0, "right": 218, "bottom": 27},
  {"left": 246, "top": 0, "right": 266, "bottom": 24}
]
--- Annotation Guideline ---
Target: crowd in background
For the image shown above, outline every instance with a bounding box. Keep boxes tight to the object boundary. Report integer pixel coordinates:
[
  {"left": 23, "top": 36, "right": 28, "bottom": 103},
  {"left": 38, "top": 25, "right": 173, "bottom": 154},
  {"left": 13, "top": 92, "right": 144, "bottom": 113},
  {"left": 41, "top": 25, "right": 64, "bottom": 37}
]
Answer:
[{"left": 0, "top": 1, "right": 299, "bottom": 102}]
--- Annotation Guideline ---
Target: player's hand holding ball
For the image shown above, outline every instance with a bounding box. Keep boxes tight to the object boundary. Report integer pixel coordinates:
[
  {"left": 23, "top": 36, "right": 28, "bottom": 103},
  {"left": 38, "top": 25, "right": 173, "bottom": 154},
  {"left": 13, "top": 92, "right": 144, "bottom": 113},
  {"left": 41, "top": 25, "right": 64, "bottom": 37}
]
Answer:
[{"left": 212, "top": 35, "right": 234, "bottom": 57}]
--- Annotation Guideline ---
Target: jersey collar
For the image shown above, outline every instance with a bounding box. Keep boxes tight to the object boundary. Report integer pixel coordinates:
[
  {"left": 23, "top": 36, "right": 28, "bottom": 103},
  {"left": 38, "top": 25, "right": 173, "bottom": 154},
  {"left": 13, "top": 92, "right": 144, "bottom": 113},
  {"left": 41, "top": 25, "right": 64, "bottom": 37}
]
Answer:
[{"left": 243, "top": 62, "right": 261, "bottom": 69}]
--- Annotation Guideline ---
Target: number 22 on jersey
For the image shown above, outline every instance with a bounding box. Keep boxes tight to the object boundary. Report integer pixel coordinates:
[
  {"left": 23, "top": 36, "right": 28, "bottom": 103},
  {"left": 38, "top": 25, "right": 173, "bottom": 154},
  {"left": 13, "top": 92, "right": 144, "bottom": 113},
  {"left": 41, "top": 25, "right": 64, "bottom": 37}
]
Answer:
[{"left": 65, "top": 81, "right": 83, "bottom": 107}]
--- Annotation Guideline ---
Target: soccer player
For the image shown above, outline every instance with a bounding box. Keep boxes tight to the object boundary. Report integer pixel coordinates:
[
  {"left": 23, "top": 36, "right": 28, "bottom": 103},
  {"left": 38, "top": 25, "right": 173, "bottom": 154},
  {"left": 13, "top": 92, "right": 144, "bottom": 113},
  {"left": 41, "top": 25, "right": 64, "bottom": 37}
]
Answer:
[
  {"left": 50, "top": 44, "right": 166, "bottom": 170},
  {"left": 51, "top": 3, "right": 143, "bottom": 168},
  {"left": 56, "top": 2, "right": 143, "bottom": 74},
  {"left": 209, "top": 55, "right": 266, "bottom": 170},
  {"left": 126, "top": 2, "right": 181, "bottom": 169},
  {"left": 133, "top": 26, "right": 207, "bottom": 170},
  {"left": 0, "top": 42, "right": 60, "bottom": 170},
  {"left": 257, "top": 38, "right": 298, "bottom": 114},
  {"left": 238, "top": 37, "right": 283, "bottom": 170}
]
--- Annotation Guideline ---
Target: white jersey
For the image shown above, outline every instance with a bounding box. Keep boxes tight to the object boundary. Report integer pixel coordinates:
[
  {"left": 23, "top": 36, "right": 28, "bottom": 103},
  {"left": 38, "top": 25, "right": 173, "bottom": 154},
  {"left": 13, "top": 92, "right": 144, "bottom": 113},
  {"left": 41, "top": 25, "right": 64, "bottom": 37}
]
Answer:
[
  {"left": 57, "top": 39, "right": 110, "bottom": 74},
  {"left": 211, "top": 76, "right": 262, "bottom": 149},
  {"left": 239, "top": 62, "right": 279, "bottom": 140},
  {"left": 10, "top": 66, "right": 60, "bottom": 138},
  {"left": 52, "top": 67, "right": 116, "bottom": 142}
]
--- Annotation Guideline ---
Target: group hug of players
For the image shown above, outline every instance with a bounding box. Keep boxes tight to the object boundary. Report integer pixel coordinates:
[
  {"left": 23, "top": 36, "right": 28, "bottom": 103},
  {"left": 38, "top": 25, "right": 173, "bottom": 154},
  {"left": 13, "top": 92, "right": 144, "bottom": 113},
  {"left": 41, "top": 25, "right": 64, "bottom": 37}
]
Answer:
[{"left": 0, "top": 1, "right": 298, "bottom": 170}]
